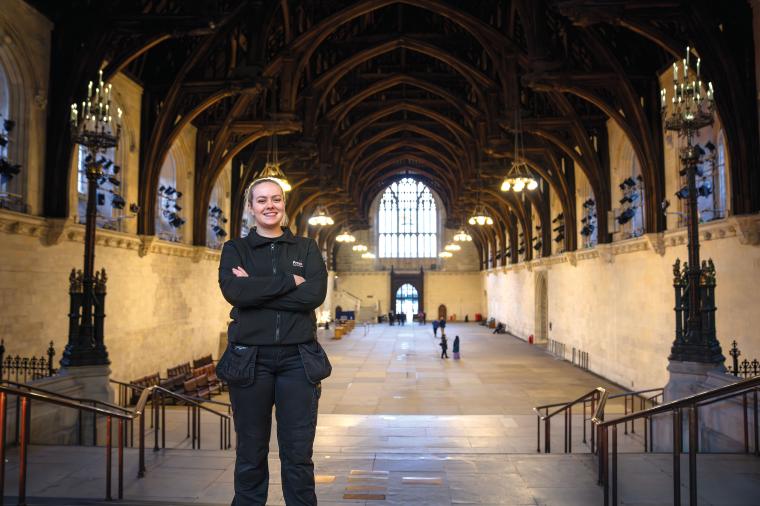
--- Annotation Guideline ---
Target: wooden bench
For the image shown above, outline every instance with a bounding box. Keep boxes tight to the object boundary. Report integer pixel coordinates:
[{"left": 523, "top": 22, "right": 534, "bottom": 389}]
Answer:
[
  {"left": 167, "top": 362, "right": 191, "bottom": 379},
  {"left": 193, "top": 355, "right": 213, "bottom": 368}
]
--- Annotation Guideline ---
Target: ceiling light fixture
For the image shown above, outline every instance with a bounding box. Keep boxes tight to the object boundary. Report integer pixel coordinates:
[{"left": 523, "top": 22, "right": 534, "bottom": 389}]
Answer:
[
  {"left": 468, "top": 204, "right": 493, "bottom": 226},
  {"left": 501, "top": 108, "right": 538, "bottom": 192},
  {"left": 444, "top": 243, "right": 461, "bottom": 252},
  {"left": 361, "top": 251, "right": 376, "bottom": 259},
  {"left": 308, "top": 204, "right": 334, "bottom": 226},
  {"left": 259, "top": 134, "right": 291, "bottom": 191},
  {"left": 438, "top": 251, "right": 453, "bottom": 258},
  {"left": 453, "top": 229, "right": 472, "bottom": 242},
  {"left": 335, "top": 228, "right": 356, "bottom": 242},
  {"left": 352, "top": 244, "right": 368, "bottom": 252}
]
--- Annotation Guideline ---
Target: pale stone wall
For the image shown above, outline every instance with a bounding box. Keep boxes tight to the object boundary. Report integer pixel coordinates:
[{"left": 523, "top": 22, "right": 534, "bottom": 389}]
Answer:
[
  {"left": 484, "top": 217, "right": 760, "bottom": 390},
  {"left": 0, "top": 210, "right": 229, "bottom": 382},
  {"left": 425, "top": 271, "right": 483, "bottom": 321}
]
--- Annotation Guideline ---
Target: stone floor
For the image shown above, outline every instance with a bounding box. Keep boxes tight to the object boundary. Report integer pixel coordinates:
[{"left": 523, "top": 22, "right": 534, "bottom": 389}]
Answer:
[{"left": 5, "top": 322, "right": 759, "bottom": 505}]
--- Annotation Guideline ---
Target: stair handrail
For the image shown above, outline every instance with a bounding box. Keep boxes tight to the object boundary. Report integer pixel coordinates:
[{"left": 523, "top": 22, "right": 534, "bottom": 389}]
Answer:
[
  {"left": 0, "top": 384, "right": 152, "bottom": 503},
  {"left": 594, "top": 375, "right": 760, "bottom": 506},
  {"left": 533, "top": 387, "right": 606, "bottom": 453},
  {"left": 109, "top": 378, "right": 232, "bottom": 410}
]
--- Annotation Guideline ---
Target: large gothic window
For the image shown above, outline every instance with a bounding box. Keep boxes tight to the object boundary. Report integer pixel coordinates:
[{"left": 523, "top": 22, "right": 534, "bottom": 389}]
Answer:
[{"left": 378, "top": 178, "right": 437, "bottom": 258}]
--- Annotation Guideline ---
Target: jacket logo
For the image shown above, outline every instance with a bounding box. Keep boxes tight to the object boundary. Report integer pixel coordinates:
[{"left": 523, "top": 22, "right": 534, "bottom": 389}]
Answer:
[{"left": 292, "top": 260, "right": 303, "bottom": 268}]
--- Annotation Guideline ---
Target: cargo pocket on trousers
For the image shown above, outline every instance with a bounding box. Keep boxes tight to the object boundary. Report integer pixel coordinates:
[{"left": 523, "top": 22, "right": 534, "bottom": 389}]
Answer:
[
  {"left": 297, "top": 340, "right": 332, "bottom": 384},
  {"left": 215, "top": 343, "right": 258, "bottom": 387}
]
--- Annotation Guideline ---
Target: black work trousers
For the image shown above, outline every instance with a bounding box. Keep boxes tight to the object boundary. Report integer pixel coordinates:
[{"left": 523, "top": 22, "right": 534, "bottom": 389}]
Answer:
[{"left": 228, "top": 344, "right": 319, "bottom": 506}]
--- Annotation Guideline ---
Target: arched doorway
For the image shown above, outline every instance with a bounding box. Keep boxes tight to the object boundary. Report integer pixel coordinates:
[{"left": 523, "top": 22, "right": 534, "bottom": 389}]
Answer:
[
  {"left": 534, "top": 272, "right": 548, "bottom": 342},
  {"left": 395, "top": 283, "right": 419, "bottom": 320},
  {"left": 438, "top": 304, "right": 447, "bottom": 320}
]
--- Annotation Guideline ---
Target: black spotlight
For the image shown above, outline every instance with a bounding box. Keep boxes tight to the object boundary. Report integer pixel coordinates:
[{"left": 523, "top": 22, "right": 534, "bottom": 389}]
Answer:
[
  {"left": 97, "top": 192, "right": 106, "bottom": 206},
  {"left": 675, "top": 186, "right": 689, "bottom": 199},
  {"left": 552, "top": 213, "right": 564, "bottom": 223},
  {"left": 704, "top": 141, "right": 716, "bottom": 152},
  {"left": 623, "top": 177, "right": 636, "bottom": 188},
  {"left": 129, "top": 203, "right": 141, "bottom": 213},
  {"left": 533, "top": 241, "right": 542, "bottom": 251},
  {"left": 554, "top": 234, "right": 564, "bottom": 242},
  {"left": 698, "top": 183, "right": 713, "bottom": 198},
  {"left": 583, "top": 198, "right": 595, "bottom": 208},
  {"left": 617, "top": 208, "right": 635, "bottom": 224},
  {"left": 107, "top": 176, "right": 120, "bottom": 186},
  {"left": 111, "top": 194, "right": 126, "bottom": 209}
]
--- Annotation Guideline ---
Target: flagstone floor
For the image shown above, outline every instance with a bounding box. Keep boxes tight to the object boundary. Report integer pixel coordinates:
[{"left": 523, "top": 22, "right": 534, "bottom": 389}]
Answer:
[{"left": 7, "top": 323, "right": 758, "bottom": 505}]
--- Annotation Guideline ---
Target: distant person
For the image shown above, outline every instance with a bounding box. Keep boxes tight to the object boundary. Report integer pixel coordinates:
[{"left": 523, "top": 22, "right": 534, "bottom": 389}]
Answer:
[
  {"left": 432, "top": 318, "right": 439, "bottom": 337},
  {"left": 439, "top": 333, "right": 449, "bottom": 359},
  {"left": 439, "top": 317, "right": 446, "bottom": 335},
  {"left": 452, "top": 335, "right": 460, "bottom": 360}
]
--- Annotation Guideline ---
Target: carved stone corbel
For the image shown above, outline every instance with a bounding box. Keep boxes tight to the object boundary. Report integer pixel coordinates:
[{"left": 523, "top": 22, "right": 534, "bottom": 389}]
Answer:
[
  {"left": 44, "top": 217, "right": 75, "bottom": 246},
  {"left": 566, "top": 251, "right": 577, "bottom": 267},
  {"left": 645, "top": 232, "right": 666, "bottom": 256},
  {"left": 139, "top": 235, "right": 157, "bottom": 257}
]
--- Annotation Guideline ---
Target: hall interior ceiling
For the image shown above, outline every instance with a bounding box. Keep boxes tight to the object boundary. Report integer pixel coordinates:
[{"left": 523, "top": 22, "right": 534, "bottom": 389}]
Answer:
[{"left": 34, "top": 0, "right": 759, "bottom": 262}]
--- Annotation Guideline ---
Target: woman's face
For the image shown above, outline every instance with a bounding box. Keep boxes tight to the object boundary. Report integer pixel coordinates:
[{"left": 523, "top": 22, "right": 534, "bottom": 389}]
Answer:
[{"left": 249, "top": 181, "right": 285, "bottom": 231}]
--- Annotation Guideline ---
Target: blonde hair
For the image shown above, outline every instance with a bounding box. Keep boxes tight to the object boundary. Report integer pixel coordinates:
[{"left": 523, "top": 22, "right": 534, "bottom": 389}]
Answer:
[{"left": 243, "top": 178, "right": 289, "bottom": 228}]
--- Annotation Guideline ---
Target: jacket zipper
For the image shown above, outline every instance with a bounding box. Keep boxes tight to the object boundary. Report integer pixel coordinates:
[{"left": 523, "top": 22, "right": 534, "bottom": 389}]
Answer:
[{"left": 271, "top": 242, "right": 281, "bottom": 343}]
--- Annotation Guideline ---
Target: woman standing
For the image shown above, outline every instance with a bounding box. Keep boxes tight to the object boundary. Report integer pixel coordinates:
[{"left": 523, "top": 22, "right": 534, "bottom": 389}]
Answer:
[{"left": 217, "top": 178, "right": 330, "bottom": 506}]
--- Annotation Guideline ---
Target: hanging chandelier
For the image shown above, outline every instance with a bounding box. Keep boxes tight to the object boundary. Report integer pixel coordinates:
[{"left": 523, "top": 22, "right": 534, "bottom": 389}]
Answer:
[
  {"left": 361, "top": 251, "right": 376, "bottom": 259},
  {"left": 308, "top": 204, "right": 334, "bottom": 226},
  {"left": 352, "top": 244, "right": 368, "bottom": 252},
  {"left": 453, "top": 229, "right": 472, "bottom": 242},
  {"left": 501, "top": 108, "right": 538, "bottom": 192},
  {"left": 259, "top": 134, "right": 291, "bottom": 191},
  {"left": 444, "top": 243, "right": 461, "bottom": 252},
  {"left": 336, "top": 228, "right": 356, "bottom": 242},
  {"left": 438, "top": 251, "right": 453, "bottom": 258},
  {"left": 468, "top": 204, "right": 493, "bottom": 226}
]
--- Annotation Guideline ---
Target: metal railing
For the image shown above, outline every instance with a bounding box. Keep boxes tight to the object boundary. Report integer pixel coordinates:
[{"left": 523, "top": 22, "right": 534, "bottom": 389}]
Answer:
[
  {"left": 533, "top": 387, "right": 663, "bottom": 454},
  {"left": 1, "top": 380, "right": 233, "bottom": 504},
  {"left": 0, "top": 384, "right": 151, "bottom": 504},
  {"left": 594, "top": 376, "right": 760, "bottom": 505},
  {"left": 110, "top": 379, "right": 232, "bottom": 451}
]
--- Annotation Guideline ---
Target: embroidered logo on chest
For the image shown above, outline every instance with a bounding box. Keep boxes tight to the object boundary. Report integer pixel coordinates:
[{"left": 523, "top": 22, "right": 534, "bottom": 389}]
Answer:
[{"left": 292, "top": 260, "right": 304, "bottom": 268}]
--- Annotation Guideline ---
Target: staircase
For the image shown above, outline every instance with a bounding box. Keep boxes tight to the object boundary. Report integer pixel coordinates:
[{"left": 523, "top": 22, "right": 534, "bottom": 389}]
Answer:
[{"left": 2, "top": 379, "right": 759, "bottom": 505}]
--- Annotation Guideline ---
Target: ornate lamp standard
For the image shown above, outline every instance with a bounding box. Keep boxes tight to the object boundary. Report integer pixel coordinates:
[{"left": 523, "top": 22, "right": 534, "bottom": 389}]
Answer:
[
  {"left": 62, "top": 70, "right": 122, "bottom": 367},
  {"left": 661, "top": 48, "right": 724, "bottom": 369}
]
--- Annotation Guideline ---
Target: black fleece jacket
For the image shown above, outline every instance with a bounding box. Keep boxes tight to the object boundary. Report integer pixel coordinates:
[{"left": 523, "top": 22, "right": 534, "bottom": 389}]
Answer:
[{"left": 218, "top": 227, "right": 327, "bottom": 346}]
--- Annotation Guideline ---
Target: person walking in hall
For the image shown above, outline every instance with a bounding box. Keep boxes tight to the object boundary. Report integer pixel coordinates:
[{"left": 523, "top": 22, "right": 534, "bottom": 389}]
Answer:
[
  {"left": 439, "top": 317, "right": 446, "bottom": 336},
  {"left": 439, "top": 333, "right": 449, "bottom": 359},
  {"left": 452, "top": 335, "right": 460, "bottom": 360},
  {"left": 432, "top": 318, "right": 439, "bottom": 337},
  {"left": 217, "top": 177, "right": 331, "bottom": 506}
]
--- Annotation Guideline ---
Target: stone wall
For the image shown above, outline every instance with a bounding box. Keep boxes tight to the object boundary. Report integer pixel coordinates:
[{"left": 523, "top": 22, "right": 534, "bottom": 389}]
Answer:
[
  {"left": 0, "top": 210, "right": 229, "bottom": 382},
  {"left": 484, "top": 217, "right": 760, "bottom": 390}
]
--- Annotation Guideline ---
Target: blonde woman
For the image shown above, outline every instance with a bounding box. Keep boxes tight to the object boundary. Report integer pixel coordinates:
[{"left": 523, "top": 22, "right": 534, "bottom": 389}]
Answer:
[{"left": 217, "top": 178, "right": 330, "bottom": 505}]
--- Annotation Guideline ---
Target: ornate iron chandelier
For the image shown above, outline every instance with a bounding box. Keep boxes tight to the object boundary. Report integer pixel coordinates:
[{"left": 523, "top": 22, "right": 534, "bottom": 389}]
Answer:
[
  {"left": 501, "top": 108, "right": 538, "bottom": 192},
  {"left": 453, "top": 229, "right": 472, "bottom": 242},
  {"left": 336, "top": 228, "right": 356, "bottom": 242},
  {"left": 259, "top": 134, "right": 291, "bottom": 191},
  {"left": 468, "top": 204, "right": 493, "bottom": 226},
  {"left": 308, "top": 204, "right": 334, "bottom": 226}
]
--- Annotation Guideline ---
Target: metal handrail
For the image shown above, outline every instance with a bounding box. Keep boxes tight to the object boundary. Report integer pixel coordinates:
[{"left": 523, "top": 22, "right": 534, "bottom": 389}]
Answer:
[
  {"left": 0, "top": 384, "right": 152, "bottom": 503},
  {"left": 1, "top": 380, "right": 234, "bottom": 505},
  {"left": 110, "top": 378, "right": 232, "bottom": 410},
  {"left": 595, "top": 375, "right": 760, "bottom": 506},
  {"left": 533, "top": 387, "right": 606, "bottom": 453},
  {"left": 109, "top": 379, "right": 232, "bottom": 452}
]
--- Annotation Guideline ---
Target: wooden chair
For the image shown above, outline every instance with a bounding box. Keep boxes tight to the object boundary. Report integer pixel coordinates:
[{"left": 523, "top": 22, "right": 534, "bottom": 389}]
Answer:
[{"left": 193, "top": 355, "right": 213, "bottom": 368}]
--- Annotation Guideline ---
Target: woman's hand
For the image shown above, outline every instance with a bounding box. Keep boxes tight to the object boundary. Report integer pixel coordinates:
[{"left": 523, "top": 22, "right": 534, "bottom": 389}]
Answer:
[
  {"left": 232, "top": 266, "right": 249, "bottom": 277},
  {"left": 293, "top": 274, "right": 305, "bottom": 286}
]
